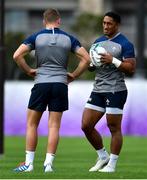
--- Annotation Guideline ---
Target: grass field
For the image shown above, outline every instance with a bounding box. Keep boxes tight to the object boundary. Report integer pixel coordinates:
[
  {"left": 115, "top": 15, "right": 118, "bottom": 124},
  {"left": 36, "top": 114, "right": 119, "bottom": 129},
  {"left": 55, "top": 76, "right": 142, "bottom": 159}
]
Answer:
[{"left": 0, "top": 136, "right": 147, "bottom": 179}]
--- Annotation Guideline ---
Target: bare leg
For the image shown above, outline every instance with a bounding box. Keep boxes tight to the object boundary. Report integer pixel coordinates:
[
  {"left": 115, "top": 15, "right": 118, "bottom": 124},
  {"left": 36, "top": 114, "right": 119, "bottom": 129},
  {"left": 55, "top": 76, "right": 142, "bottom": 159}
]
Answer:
[
  {"left": 47, "top": 111, "right": 63, "bottom": 154},
  {"left": 98, "top": 114, "right": 123, "bottom": 172},
  {"left": 26, "top": 109, "right": 43, "bottom": 151},
  {"left": 106, "top": 114, "right": 123, "bottom": 155},
  {"left": 82, "top": 108, "right": 110, "bottom": 172},
  {"left": 81, "top": 108, "right": 104, "bottom": 150},
  {"left": 43, "top": 112, "right": 63, "bottom": 172}
]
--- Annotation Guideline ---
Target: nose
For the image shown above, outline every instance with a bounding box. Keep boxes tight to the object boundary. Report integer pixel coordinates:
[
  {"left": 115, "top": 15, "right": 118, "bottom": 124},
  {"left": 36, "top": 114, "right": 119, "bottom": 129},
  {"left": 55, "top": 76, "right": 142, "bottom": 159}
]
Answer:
[
  {"left": 104, "top": 23, "right": 108, "bottom": 29},
  {"left": 104, "top": 27, "right": 108, "bottom": 32}
]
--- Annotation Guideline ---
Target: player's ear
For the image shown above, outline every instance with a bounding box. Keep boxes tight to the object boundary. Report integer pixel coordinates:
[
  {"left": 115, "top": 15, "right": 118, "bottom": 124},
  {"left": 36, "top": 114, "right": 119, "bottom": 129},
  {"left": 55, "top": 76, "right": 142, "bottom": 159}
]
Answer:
[
  {"left": 115, "top": 22, "right": 120, "bottom": 29},
  {"left": 43, "top": 19, "right": 46, "bottom": 27},
  {"left": 57, "top": 18, "right": 61, "bottom": 25}
]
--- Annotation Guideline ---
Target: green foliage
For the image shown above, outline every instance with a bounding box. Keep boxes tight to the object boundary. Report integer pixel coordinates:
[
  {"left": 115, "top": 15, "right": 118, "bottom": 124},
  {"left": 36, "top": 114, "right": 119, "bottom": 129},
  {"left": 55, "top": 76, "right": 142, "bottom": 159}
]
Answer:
[
  {"left": 71, "top": 13, "right": 103, "bottom": 48},
  {"left": 5, "top": 32, "right": 24, "bottom": 79},
  {"left": 144, "top": 57, "right": 147, "bottom": 78},
  {"left": 5, "top": 32, "right": 36, "bottom": 80},
  {"left": 69, "top": 13, "right": 103, "bottom": 80},
  {"left": 72, "top": 13, "right": 103, "bottom": 38}
]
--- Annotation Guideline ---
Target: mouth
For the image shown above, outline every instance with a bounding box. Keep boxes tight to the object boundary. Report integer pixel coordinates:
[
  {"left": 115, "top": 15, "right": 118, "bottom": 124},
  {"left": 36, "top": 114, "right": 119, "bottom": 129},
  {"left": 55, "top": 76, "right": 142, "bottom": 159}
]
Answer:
[{"left": 104, "top": 30, "right": 109, "bottom": 34}]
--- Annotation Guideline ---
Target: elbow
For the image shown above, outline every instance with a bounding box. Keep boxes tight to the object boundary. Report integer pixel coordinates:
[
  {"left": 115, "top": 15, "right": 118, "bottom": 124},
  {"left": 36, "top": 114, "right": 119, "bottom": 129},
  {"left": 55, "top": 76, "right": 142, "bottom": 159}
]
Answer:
[
  {"left": 131, "top": 68, "right": 136, "bottom": 75},
  {"left": 128, "top": 71, "right": 135, "bottom": 76},
  {"left": 121, "top": 61, "right": 136, "bottom": 76},
  {"left": 13, "top": 53, "right": 17, "bottom": 62},
  {"left": 125, "top": 68, "right": 136, "bottom": 76},
  {"left": 128, "top": 64, "right": 136, "bottom": 75},
  {"left": 13, "top": 52, "right": 20, "bottom": 62}
]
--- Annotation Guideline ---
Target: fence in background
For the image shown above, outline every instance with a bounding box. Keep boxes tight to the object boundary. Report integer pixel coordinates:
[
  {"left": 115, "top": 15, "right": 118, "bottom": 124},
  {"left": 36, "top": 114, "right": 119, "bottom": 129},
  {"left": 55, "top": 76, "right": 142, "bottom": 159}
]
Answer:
[{"left": 5, "top": 79, "right": 147, "bottom": 136}]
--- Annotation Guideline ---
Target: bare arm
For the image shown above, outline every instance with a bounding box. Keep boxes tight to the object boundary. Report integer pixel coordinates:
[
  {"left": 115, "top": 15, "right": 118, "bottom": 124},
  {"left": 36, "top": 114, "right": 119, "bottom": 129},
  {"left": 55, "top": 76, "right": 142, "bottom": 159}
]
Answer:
[
  {"left": 100, "top": 53, "right": 136, "bottom": 75},
  {"left": 117, "top": 58, "right": 136, "bottom": 74},
  {"left": 13, "top": 44, "right": 37, "bottom": 77},
  {"left": 67, "top": 47, "right": 90, "bottom": 83}
]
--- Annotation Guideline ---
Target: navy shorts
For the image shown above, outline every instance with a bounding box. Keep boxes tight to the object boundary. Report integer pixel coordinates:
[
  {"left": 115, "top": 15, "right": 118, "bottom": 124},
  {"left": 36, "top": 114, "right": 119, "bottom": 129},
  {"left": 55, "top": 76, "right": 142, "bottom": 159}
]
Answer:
[
  {"left": 28, "top": 83, "right": 68, "bottom": 112},
  {"left": 85, "top": 90, "right": 128, "bottom": 114}
]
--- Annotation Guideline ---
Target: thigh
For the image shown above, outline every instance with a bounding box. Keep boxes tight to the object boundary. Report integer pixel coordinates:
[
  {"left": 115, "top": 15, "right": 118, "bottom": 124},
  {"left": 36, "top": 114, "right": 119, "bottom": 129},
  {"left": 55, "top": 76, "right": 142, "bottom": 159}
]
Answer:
[
  {"left": 27, "top": 109, "right": 43, "bottom": 126},
  {"left": 48, "top": 111, "right": 63, "bottom": 129},
  {"left": 48, "top": 83, "right": 68, "bottom": 112},
  {"left": 82, "top": 108, "right": 104, "bottom": 128},
  {"left": 106, "top": 114, "right": 122, "bottom": 129}
]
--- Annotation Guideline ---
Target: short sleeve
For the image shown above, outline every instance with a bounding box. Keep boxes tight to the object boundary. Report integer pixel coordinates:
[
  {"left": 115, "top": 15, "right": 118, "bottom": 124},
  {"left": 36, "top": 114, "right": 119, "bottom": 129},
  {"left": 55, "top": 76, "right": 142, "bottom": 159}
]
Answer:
[
  {"left": 23, "top": 34, "right": 37, "bottom": 50},
  {"left": 70, "top": 36, "right": 81, "bottom": 53},
  {"left": 122, "top": 42, "right": 135, "bottom": 59}
]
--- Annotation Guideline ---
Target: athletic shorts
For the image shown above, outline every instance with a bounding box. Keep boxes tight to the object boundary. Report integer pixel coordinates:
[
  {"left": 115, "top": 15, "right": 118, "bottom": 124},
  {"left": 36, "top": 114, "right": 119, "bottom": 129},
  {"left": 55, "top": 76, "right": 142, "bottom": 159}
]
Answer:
[
  {"left": 85, "top": 90, "right": 128, "bottom": 114},
  {"left": 28, "top": 83, "right": 68, "bottom": 112}
]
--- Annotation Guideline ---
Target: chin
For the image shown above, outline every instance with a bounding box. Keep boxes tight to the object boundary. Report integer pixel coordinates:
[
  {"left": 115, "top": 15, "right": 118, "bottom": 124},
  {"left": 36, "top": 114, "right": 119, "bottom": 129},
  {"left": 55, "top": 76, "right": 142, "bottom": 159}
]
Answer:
[{"left": 104, "top": 32, "right": 109, "bottom": 36}]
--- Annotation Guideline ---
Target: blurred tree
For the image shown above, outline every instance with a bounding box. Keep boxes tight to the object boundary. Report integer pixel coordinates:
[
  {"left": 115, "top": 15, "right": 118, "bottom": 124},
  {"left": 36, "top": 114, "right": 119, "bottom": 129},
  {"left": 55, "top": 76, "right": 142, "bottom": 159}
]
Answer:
[
  {"left": 71, "top": 13, "right": 103, "bottom": 47},
  {"left": 144, "top": 58, "right": 147, "bottom": 78},
  {"left": 5, "top": 32, "right": 36, "bottom": 80},
  {"left": 69, "top": 13, "right": 103, "bottom": 80}
]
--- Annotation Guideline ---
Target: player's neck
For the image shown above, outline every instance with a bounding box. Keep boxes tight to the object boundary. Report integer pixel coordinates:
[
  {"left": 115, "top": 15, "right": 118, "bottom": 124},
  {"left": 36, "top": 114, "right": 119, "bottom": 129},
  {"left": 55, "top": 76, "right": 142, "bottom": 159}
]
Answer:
[
  {"left": 106, "top": 32, "right": 120, "bottom": 39},
  {"left": 46, "top": 25, "right": 59, "bottom": 29},
  {"left": 45, "top": 22, "right": 60, "bottom": 29}
]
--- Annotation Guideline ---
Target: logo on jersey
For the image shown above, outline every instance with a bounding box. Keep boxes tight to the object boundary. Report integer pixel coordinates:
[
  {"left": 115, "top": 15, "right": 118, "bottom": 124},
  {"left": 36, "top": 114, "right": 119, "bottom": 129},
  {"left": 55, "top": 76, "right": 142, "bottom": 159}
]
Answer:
[{"left": 112, "top": 46, "right": 117, "bottom": 52}]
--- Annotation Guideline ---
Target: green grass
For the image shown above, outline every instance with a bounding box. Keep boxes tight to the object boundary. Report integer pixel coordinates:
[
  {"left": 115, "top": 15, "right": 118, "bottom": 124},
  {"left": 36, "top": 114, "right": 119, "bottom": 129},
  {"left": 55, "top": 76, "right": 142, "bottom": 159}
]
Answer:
[{"left": 0, "top": 136, "right": 147, "bottom": 179}]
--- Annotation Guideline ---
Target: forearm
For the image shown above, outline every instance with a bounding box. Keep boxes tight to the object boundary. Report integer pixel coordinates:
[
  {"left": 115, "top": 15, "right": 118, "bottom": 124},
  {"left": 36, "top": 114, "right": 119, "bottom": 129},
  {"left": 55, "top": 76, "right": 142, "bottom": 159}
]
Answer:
[
  {"left": 71, "top": 47, "right": 90, "bottom": 79},
  {"left": 14, "top": 57, "right": 32, "bottom": 75},
  {"left": 71, "top": 60, "right": 89, "bottom": 79},
  {"left": 100, "top": 53, "right": 136, "bottom": 75},
  {"left": 13, "top": 44, "right": 33, "bottom": 75},
  {"left": 118, "top": 62, "right": 135, "bottom": 74},
  {"left": 112, "top": 57, "right": 136, "bottom": 75}
]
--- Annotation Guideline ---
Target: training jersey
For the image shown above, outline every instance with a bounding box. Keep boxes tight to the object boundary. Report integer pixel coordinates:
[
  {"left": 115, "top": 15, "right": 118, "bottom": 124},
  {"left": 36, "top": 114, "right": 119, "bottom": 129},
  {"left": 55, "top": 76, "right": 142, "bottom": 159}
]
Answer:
[
  {"left": 23, "top": 28, "right": 81, "bottom": 84},
  {"left": 92, "top": 32, "right": 135, "bottom": 93}
]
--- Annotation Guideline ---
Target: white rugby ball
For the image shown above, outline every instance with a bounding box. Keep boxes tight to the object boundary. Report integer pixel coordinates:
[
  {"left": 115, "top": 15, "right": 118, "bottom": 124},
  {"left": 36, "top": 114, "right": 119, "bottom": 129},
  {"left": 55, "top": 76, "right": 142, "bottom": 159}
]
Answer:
[{"left": 89, "top": 44, "right": 107, "bottom": 67}]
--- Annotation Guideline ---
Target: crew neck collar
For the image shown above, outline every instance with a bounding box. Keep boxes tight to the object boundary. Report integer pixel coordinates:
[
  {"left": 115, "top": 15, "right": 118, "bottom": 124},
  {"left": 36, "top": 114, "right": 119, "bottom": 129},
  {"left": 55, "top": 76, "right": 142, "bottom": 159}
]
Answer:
[{"left": 106, "top": 32, "right": 121, "bottom": 40}]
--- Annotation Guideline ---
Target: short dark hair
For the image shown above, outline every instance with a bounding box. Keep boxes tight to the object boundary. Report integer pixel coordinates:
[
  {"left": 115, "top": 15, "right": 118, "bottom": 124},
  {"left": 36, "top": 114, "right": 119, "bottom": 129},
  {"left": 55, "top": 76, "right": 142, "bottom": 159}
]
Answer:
[
  {"left": 104, "top": 11, "right": 121, "bottom": 24},
  {"left": 43, "top": 8, "right": 60, "bottom": 23}
]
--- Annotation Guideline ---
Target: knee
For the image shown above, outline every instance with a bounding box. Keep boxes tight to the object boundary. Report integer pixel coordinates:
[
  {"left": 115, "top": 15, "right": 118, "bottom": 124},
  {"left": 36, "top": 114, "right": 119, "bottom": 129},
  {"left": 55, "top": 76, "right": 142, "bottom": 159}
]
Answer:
[
  {"left": 27, "top": 124, "right": 37, "bottom": 130},
  {"left": 27, "top": 120, "right": 38, "bottom": 129},
  {"left": 81, "top": 122, "right": 93, "bottom": 134},
  {"left": 107, "top": 123, "right": 120, "bottom": 134},
  {"left": 81, "top": 123, "right": 87, "bottom": 132}
]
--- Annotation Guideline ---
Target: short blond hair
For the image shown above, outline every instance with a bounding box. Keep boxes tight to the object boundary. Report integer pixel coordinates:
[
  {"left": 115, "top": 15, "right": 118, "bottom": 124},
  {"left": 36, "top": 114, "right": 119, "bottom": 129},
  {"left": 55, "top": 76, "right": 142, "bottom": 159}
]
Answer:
[{"left": 43, "top": 8, "right": 60, "bottom": 23}]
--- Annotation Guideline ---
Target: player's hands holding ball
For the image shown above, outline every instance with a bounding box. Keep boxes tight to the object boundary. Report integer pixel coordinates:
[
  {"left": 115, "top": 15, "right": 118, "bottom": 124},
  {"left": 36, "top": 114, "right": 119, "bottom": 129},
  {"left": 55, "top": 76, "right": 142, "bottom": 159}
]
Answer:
[
  {"left": 99, "top": 51, "right": 113, "bottom": 64},
  {"left": 89, "top": 43, "right": 113, "bottom": 69}
]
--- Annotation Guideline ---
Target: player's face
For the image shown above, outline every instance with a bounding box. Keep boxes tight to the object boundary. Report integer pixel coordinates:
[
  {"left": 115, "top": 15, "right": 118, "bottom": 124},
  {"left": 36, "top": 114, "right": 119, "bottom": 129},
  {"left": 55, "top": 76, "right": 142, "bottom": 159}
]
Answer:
[{"left": 103, "top": 16, "right": 119, "bottom": 38}]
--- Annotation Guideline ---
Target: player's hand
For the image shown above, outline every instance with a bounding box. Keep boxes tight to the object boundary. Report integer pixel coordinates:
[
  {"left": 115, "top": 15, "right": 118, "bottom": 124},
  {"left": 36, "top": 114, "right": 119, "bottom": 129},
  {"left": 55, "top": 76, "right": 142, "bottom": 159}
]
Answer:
[
  {"left": 67, "top": 72, "right": 75, "bottom": 84},
  {"left": 27, "top": 68, "right": 37, "bottom": 77},
  {"left": 99, "top": 53, "right": 113, "bottom": 64}
]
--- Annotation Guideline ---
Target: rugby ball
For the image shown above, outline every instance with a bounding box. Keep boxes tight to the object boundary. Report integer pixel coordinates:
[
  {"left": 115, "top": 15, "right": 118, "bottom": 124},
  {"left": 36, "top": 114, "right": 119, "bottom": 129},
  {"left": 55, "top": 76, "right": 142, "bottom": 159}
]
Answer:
[{"left": 89, "top": 44, "right": 107, "bottom": 67}]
